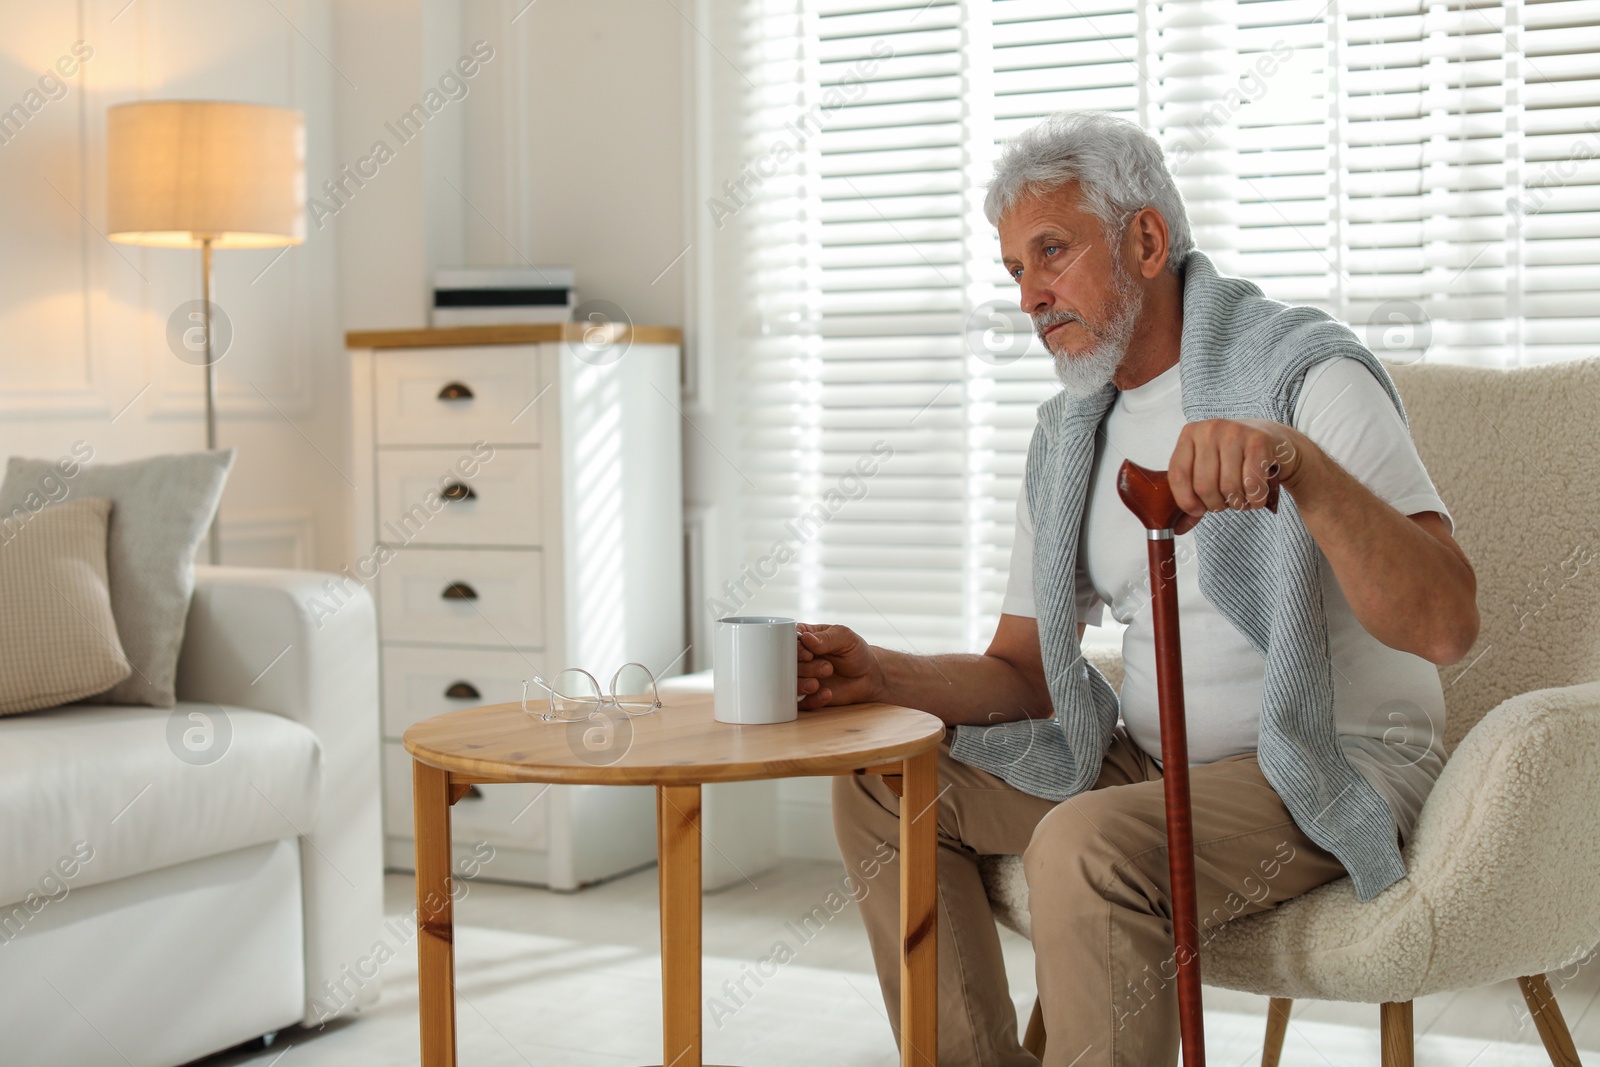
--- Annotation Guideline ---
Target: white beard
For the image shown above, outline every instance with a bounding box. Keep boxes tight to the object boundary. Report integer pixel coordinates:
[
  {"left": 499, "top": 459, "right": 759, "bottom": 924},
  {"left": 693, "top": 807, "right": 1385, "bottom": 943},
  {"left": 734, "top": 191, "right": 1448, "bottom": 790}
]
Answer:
[
  {"left": 1051, "top": 332, "right": 1129, "bottom": 397},
  {"left": 1037, "top": 268, "right": 1144, "bottom": 398}
]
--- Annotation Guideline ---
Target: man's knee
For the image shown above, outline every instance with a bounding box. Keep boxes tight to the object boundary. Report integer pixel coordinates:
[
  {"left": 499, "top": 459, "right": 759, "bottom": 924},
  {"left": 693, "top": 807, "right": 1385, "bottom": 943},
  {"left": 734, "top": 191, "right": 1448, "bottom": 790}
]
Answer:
[
  {"left": 1022, "top": 792, "right": 1147, "bottom": 901},
  {"left": 832, "top": 740, "right": 964, "bottom": 833}
]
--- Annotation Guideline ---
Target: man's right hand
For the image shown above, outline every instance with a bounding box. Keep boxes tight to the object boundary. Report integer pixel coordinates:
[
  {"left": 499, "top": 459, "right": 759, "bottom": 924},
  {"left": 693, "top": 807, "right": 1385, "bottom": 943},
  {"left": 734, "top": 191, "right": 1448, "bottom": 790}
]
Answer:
[{"left": 796, "top": 623, "right": 884, "bottom": 710}]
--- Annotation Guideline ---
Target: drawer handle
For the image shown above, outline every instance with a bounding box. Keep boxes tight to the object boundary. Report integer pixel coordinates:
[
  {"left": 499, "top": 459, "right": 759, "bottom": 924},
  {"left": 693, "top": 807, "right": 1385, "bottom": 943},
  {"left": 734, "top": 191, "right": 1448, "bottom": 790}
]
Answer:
[
  {"left": 437, "top": 381, "right": 474, "bottom": 401},
  {"left": 441, "top": 582, "right": 478, "bottom": 601},
  {"left": 441, "top": 481, "right": 477, "bottom": 502},
  {"left": 445, "top": 681, "right": 481, "bottom": 700}
]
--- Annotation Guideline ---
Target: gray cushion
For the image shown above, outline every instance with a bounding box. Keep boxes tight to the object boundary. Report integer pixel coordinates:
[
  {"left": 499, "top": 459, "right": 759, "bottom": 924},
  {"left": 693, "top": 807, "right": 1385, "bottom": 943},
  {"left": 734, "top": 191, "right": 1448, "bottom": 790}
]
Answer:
[
  {"left": 0, "top": 497, "right": 132, "bottom": 715},
  {"left": 0, "top": 449, "right": 234, "bottom": 706}
]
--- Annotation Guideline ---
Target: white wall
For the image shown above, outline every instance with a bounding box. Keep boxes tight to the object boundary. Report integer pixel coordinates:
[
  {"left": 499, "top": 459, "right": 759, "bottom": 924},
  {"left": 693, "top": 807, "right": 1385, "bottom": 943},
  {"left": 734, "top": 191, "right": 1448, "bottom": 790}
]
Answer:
[
  {"left": 329, "top": 0, "right": 465, "bottom": 335},
  {"left": 0, "top": 0, "right": 345, "bottom": 568},
  {"left": 458, "top": 0, "right": 690, "bottom": 329}
]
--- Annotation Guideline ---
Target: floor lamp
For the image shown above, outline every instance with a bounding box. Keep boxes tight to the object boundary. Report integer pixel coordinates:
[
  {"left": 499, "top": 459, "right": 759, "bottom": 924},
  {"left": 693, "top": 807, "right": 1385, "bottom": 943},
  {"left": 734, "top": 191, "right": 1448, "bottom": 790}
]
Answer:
[{"left": 106, "top": 100, "right": 306, "bottom": 564}]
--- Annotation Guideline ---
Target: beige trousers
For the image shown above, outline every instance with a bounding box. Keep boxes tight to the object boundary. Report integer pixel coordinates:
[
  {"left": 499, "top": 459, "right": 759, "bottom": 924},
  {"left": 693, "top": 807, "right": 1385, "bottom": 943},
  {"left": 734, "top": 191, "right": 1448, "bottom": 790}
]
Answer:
[{"left": 832, "top": 726, "right": 1355, "bottom": 1067}]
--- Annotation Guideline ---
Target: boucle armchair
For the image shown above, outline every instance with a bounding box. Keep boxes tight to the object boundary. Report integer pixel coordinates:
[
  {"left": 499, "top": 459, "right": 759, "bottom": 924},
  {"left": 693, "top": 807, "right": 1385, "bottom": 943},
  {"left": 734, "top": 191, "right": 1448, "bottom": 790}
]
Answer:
[{"left": 979, "top": 358, "right": 1600, "bottom": 1066}]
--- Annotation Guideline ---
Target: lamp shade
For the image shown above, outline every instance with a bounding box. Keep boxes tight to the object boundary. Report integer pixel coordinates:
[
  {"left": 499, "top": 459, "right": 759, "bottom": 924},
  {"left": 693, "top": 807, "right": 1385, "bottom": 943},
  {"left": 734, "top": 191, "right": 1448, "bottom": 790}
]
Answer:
[{"left": 106, "top": 100, "right": 306, "bottom": 249}]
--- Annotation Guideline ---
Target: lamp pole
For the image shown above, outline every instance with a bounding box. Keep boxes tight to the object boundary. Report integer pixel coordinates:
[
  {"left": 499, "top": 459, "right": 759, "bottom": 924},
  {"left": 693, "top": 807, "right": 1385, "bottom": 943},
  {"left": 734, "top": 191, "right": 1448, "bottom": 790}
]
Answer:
[{"left": 200, "top": 234, "right": 220, "bottom": 565}]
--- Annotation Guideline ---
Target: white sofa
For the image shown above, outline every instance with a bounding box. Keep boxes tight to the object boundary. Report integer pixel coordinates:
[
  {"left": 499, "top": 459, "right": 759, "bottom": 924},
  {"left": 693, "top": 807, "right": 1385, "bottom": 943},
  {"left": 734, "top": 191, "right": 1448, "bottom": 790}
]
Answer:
[{"left": 0, "top": 566, "right": 384, "bottom": 1067}]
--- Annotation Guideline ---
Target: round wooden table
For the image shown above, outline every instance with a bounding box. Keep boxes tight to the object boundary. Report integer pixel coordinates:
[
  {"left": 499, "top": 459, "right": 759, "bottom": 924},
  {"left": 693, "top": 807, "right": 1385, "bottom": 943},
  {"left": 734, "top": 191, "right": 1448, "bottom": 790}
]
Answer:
[{"left": 403, "top": 690, "right": 946, "bottom": 1067}]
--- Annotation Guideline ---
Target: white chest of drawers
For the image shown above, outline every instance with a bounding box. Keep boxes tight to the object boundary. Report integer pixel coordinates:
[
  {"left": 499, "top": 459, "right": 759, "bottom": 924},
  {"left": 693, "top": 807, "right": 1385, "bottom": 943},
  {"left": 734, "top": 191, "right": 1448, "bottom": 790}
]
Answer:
[{"left": 348, "top": 326, "right": 685, "bottom": 889}]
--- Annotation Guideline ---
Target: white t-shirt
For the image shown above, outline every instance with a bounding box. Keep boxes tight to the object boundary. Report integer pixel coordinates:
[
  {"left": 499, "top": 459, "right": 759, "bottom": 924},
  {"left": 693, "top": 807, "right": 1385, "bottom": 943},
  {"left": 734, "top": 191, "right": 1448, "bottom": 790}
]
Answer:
[{"left": 1001, "top": 357, "right": 1450, "bottom": 847}]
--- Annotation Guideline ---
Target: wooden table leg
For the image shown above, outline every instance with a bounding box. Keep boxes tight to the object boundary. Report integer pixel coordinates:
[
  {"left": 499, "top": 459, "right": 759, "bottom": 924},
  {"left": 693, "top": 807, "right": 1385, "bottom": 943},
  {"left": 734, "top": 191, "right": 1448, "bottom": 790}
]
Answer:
[
  {"left": 413, "top": 760, "right": 457, "bottom": 1067},
  {"left": 659, "top": 784, "right": 703, "bottom": 1067},
  {"left": 899, "top": 747, "right": 938, "bottom": 1067}
]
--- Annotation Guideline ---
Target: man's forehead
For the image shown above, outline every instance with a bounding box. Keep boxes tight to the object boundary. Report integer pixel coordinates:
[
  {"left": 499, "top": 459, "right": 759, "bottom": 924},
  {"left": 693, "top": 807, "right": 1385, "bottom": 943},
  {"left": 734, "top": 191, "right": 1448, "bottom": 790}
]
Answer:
[{"left": 999, "top": 185, "right": 1092, "bottom": 249}]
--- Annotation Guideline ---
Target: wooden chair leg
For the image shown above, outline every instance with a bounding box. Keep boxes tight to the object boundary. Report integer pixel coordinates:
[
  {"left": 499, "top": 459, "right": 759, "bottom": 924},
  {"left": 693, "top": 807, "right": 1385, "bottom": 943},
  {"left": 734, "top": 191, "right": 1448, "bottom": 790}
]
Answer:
[
  {"left": 1022, "top": 996, "right": 1046, "bottom": 1058},
  {"left": 1380, "top": 1000, "right": 1414, "bottom": 1067},
  {"left": 1260, "top": 997, "right": 1292, "bottom": 1067},
  {"left": 1518, "top": 973, "right": 1583, "bottom": 1067}
]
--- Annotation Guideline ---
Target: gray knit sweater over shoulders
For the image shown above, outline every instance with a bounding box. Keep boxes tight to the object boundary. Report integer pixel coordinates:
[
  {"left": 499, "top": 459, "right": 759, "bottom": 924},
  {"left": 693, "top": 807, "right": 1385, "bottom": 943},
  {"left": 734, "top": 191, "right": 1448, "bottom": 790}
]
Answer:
[{"left": 948, "top": 249, "right": 1410, "bottom": 902}]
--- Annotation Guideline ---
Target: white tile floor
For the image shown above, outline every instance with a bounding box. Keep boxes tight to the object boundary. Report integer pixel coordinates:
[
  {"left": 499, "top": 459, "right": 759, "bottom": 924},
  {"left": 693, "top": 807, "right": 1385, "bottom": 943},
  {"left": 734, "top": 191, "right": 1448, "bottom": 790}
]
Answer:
[{"left": 197, "top": 860, "right": 1600, "bottom": 1066}]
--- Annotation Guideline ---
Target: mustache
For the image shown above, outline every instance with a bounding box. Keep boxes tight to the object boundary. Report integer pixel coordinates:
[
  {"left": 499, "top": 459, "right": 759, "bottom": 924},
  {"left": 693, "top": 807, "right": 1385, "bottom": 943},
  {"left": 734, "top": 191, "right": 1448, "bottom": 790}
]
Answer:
[
  {"left": 1034, "top": 308, "right": 1082, "bottom": 331},
  {"left": 1033, "top": 307, "right": 1088, "bottom": 343}
]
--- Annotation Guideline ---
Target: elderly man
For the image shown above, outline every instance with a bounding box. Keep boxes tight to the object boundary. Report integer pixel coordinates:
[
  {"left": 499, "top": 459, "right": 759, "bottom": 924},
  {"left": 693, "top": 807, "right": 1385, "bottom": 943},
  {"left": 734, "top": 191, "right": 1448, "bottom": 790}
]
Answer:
[{"left": 799, "top": 111, "right": 1478, "bottom": 1067}]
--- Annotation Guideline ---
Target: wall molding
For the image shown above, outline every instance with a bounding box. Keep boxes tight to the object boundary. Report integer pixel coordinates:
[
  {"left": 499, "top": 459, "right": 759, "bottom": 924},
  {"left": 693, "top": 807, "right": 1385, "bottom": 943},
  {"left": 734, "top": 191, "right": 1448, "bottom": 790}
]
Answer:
[
  {"left": 218, "top": 511, "right": 317, "bottom": 570},
  {"left": 0, "top": 387, "right": 113, "bottom": 419}
]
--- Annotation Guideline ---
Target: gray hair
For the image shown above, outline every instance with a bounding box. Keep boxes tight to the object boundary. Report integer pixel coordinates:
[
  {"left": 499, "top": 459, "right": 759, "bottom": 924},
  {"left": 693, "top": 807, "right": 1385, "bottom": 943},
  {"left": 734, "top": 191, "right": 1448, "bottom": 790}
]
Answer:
[{"left": 983, "top": 111, "right": 1193, "bottom": 271}]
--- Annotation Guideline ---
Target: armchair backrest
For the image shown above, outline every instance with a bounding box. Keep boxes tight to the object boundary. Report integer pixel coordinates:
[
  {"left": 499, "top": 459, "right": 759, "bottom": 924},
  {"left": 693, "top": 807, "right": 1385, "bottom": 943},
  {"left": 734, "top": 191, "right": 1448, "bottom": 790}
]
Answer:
[{"left": 1389, "top": 359, "right": 1600, "bottom": 755}]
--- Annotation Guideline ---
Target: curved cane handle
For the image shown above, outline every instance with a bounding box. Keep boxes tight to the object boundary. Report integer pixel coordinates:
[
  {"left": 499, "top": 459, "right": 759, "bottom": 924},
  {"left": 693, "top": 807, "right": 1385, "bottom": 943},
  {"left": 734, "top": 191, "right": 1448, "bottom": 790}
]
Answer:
[
  {"left": 1117, "top": 460, "right": 1279, "bottom": 534},
  {"left": 1117, "top": 460, "right": 1191, "bottom": 533}
]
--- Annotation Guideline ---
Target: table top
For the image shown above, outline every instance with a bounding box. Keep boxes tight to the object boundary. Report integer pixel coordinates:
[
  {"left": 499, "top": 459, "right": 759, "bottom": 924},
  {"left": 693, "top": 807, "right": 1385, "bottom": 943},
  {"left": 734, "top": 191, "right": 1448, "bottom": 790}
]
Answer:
[{"left": 402, "top": 691, "right": 946, "bottom": 786}]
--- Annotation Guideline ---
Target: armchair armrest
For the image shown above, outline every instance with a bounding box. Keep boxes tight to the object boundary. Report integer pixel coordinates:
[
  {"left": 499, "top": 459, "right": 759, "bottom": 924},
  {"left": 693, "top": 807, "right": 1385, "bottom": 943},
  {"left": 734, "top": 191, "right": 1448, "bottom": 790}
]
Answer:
[
  {"left": 1203, "top": 680, "right": 1600, "bottom": 1003},
  {"left": 176, "top": 565, "right": 384, "bottom": 1024},
  {"left": 1402, "top": 679, "right": 1600, "bottom": 992}
]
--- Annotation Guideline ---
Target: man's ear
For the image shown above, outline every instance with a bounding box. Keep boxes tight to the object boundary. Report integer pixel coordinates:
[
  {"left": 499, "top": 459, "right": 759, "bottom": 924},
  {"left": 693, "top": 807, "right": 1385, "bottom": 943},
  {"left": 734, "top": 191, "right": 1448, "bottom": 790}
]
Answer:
[{"left": 1129, "top": 206, "right": 1170, "bottom": 280}]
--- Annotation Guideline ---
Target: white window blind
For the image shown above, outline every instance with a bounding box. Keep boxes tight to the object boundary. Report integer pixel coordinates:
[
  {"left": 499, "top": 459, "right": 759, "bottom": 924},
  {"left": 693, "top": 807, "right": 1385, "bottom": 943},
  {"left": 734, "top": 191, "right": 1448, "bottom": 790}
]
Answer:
[{"left": 710, "top": 0, "right": 1600, "bottom": 654}]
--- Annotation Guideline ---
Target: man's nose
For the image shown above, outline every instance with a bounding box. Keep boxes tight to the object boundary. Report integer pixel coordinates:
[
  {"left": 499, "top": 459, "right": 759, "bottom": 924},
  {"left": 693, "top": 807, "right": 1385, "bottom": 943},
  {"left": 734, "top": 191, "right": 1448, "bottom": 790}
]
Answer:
[{"left": 1020, "top": 278, "right": 1054, "bottom": 315}]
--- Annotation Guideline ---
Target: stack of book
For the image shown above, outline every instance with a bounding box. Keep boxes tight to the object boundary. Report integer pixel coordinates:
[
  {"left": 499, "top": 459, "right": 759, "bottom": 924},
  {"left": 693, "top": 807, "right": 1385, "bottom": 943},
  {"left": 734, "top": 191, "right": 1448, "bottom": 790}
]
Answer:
[{"left": 431, "top": 266, "right": 575, "bottom": 326}]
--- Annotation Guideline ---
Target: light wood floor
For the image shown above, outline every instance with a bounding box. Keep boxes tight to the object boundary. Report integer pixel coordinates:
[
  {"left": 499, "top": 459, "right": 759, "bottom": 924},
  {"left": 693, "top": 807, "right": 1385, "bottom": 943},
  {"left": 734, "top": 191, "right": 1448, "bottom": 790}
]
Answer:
[{"left": 196, "top": 860, "right": 1600, "bottom": 1066}]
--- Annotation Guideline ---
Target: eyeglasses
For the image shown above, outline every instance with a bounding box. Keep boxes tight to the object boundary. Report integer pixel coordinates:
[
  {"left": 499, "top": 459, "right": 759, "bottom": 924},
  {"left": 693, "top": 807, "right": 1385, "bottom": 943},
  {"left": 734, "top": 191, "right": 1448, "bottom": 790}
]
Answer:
[{"left": 520, "top": 661, "right": 662, "bottom": 723}]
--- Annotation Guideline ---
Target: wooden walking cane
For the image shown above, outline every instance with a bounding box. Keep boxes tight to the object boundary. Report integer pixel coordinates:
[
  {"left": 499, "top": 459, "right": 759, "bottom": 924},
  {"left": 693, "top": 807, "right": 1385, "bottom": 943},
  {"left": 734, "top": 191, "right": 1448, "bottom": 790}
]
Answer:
[{"left": 1115, "top": 459, "right": 1280, "bottom": 1067}]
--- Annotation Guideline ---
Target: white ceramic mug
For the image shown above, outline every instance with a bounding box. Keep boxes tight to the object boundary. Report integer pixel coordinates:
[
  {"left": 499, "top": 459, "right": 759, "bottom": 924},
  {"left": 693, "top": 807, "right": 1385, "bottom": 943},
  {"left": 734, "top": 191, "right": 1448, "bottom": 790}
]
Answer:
[{"left": 713, "top": 616, "right": 799, "bottom": 724}]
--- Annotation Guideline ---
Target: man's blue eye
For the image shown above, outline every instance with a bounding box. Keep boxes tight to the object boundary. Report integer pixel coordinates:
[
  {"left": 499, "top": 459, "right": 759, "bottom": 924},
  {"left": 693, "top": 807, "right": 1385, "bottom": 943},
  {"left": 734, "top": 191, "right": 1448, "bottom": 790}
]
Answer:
[{"left": 1044, "top": 244, "right": 1061, "bottom": 256}]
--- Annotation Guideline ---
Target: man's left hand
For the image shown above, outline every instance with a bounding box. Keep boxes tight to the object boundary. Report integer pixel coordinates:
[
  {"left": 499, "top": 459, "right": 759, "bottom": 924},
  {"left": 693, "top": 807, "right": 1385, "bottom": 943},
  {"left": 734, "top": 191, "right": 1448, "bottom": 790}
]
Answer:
[{"left": 1167, "top": 418, "right": 1319, "bottom": 517}]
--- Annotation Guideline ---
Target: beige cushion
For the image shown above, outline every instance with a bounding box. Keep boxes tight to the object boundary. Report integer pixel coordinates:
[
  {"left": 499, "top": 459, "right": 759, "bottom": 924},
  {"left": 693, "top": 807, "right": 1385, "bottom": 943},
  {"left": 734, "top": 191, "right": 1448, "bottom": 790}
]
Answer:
[
  {"left": 0, "top": 497, "right": 131, "bottom": 715},
  {"left": 0, "top": 449, "right": 234, "bottom": 707}
]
